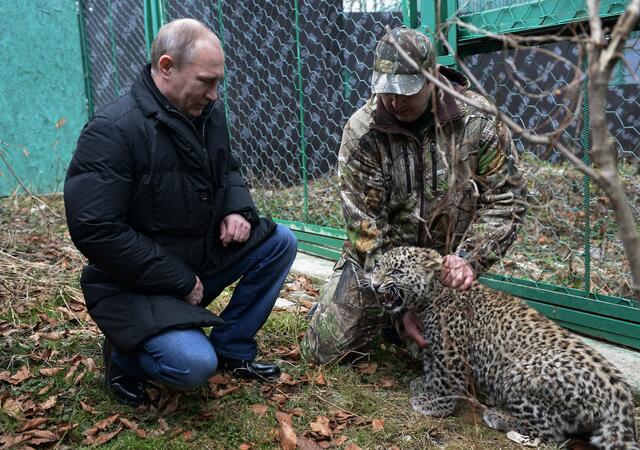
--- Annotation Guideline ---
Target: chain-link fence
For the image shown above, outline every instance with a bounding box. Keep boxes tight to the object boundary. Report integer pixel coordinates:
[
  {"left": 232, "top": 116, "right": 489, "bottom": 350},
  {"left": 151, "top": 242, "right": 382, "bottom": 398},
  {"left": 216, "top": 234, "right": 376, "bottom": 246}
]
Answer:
[
  {"left": 456, "top": 10, "right": 640, "bottom": 299},
  {"left": 82, "top": 0, "right": 147, "bottom": 112},
  {"left": 79, "top": 1, "right": 640, "bottom": 301},
  {"left": 162, "top": 0, "right": 404, "bottom": 228}
]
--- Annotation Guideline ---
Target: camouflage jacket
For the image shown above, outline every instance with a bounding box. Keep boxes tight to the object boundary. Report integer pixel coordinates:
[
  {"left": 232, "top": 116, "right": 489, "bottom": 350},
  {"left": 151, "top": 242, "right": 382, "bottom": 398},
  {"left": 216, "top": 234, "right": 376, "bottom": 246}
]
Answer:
[{"left": 339, "top": 66, "right": 527, "bottom": 274}]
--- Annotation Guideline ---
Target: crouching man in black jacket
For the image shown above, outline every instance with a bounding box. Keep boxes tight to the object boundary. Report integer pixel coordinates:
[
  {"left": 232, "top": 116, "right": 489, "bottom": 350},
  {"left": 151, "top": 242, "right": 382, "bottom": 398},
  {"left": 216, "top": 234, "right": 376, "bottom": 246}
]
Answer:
[{"left": 64, "top": 18, "right": 297, "bottom": 406}]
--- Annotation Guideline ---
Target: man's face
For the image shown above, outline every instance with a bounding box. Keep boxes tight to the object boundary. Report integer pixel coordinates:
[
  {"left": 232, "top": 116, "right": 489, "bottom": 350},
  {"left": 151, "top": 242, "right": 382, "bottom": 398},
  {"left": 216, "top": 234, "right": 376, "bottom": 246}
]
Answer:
[
  {"left": 379, "top": 80, "right": 433, "bottom": 122},
  {"left": 162, "top": 39, "right": 225, "bottom": 118}
]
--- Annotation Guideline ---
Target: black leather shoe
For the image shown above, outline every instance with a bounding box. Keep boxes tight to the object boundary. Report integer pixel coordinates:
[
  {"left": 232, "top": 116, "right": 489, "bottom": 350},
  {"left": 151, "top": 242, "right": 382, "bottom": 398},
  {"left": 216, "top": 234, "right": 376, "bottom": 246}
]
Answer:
[
  {"left": 218, "top": 357, "right": 281, "bottom": 380},
  {"left": 102, "top": 338, "right": 148, "bottom": 406}
]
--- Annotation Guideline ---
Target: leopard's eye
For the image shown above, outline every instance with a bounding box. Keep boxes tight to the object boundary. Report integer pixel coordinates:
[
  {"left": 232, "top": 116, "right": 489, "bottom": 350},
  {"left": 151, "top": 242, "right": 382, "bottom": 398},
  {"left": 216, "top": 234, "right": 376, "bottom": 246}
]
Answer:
[{"left": 391, "top": 269, "right": 403, "bottom": 276}]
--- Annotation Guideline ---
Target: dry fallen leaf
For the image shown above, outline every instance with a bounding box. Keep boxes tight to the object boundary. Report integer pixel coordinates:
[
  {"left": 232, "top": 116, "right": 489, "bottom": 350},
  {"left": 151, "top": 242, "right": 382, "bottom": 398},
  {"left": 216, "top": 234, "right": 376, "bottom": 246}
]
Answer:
[
  {"left": 65, "top": 361, "right": 81, "bottom": 381},
  {"left": 38, "top": 395, "right": 58, "bottom": 411},
  {"left": 84, "top": 357, "right": 98, "bottom": 372},
  {"left": 83, "top": 414, "right": 120, "bottom": 437},
  {"left": 239, "top": 444, "right": 251, "bottom": 450},
  {"left": 251, "top": 404, "right": 268, "bottom": 416},
  {"left": 313, "top": 372, "right": 327, "bottom": 385},
  {"left": 332, "top": 435, "right": 348, "bottom": 446},
  {"left": 36, "top": 384, "right": 52, "bottom": 396},
  {"left": 371, "top": 418, "right": 384, "bottom": 432},
  {"left": 80, "top": 401, "right": 97, "bottom": 414},
  {"left": 20, "top": 417, "right": 48, "bottom": 431},
  {"left": 309, "top": 416, "right": 332, "bottom": 437},
  {"left": 39, "top": 367, "right": 63, "bottom": 377},
  {"left": 160, "top": 392, "right": 181, "bottom": 415},
  {"left": 344, "top": 444, "right": 362, "bottom": 450},
  {"left": 9, "top": 365, "right": 31, "bottom": 385},
  {"left": 297, "top": 436, "right": 324, "bottom": 450},
  {"left": 1, "top": 397, "right": 23, "bottom": 419},
  {"left": 277, "top": 372, "right": 297, "bottom": 386},
  {"left": 354, "top": 362, "right": 377, "bottom": 374},
  {"left": 270, "top": 393, "right": 288, "bottom": 405},
  {"left": 182, "top": 430, "right": 194, "bottom": 441},
  {"left": 119, "top": 417, "right": 146, "bottom": 438},
  {"left": 25, "top": 429, "right": 59, "bottom": 446},
  {"left": 0, "top": 434, "right": 30, "bottom": 448},
  {"left": 275, "top": 411, "right": 297, "bottom": 450},
  {"left": 41, "top": 331, "right": 64, "bottom": 341},
  {"left": 85, "top": 426, "right": 123, "bottom": 446}
]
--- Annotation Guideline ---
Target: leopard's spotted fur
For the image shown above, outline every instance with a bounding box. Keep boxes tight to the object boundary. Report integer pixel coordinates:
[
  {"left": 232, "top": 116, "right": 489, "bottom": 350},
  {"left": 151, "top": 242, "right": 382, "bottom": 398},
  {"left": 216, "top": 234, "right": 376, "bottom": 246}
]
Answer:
[{"left": 368, "top": 246, "right": 639, "bottom": 450}]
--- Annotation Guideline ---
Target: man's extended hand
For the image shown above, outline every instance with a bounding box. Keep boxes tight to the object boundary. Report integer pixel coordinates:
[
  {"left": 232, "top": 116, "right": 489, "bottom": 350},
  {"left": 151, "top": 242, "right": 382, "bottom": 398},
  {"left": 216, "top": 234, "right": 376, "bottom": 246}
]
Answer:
[
  {"left": 184, "top": 275, "right": 203, "bottom": 305},
  {"left": 219, "top": 213, "right": 251, "bottom": 247},
  {"left": 440, "top": 255, "right": 475, "bottom": 291},
  {"left": 402, "top": 310, "right": 427, "bottom": 348}
]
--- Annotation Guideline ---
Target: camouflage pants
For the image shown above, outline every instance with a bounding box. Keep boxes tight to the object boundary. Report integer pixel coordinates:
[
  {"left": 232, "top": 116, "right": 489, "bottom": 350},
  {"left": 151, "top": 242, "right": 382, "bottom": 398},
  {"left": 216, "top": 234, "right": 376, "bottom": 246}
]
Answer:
[{"left": 300, "top": 260, "right": 388, "bottom": 364}]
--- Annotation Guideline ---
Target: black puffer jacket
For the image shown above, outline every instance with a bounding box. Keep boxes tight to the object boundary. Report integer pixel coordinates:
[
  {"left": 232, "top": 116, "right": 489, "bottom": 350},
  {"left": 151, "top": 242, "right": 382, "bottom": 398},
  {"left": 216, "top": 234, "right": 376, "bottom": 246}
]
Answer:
[{"left": 64, "top": 65, "right": 276, "bottom": 352}]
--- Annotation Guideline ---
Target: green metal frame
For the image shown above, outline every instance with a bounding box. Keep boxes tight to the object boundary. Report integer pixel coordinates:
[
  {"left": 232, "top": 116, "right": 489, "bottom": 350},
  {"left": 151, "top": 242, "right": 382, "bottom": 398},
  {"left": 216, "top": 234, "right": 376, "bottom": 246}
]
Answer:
[
  {"left": 144, "top": 0, "right": 166, "bottom": 58},
  {"left": 457, "top": 0, "right": 627, "bottom": 45},
  {"left": 76, "top": 0, "right": 94, "bottom": 117},
  {"left": 481, "top": 275, "right": 640, "bottom": 350},
  {"left": 294, "top": 0, "right": 309, "bottom": 223}
]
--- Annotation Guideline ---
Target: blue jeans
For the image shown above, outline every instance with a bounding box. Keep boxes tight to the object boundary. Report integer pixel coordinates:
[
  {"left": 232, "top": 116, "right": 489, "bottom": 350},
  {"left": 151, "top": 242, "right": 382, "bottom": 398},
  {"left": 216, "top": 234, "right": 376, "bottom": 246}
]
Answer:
[{"left": 111, "top": 225, "right": 297, "bottom": 390}]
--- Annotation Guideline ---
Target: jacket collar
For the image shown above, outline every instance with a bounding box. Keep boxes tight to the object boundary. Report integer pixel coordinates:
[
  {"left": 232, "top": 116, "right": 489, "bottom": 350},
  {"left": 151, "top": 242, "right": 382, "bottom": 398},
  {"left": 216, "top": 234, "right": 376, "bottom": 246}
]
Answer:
[
  {"left": 373, "top": 65, "right": 469, "bottom": 133},
  {"left": 132, "top": 64, "right": 218, "bottom": 125}
]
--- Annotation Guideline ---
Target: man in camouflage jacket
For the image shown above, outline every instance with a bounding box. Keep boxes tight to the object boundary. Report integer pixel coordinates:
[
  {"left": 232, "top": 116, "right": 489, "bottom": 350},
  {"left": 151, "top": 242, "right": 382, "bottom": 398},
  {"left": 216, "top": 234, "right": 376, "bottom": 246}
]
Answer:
[{"left": 302, "top": 27, "right": 527, "bottom": 364}]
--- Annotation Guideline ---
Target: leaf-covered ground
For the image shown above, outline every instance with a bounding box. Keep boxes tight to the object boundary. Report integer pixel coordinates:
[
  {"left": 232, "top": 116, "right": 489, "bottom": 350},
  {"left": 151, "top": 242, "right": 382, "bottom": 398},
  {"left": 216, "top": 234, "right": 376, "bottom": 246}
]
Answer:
[{"left": 0, "top": 194, "right": 607, "bottom": 449}]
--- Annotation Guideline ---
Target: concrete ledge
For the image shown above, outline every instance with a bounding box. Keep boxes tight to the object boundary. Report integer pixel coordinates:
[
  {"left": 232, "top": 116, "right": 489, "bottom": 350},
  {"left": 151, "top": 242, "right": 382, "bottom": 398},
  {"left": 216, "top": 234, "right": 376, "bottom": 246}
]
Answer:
[{"left": 290, "top": 251, "right": 335, "bottom": 284}]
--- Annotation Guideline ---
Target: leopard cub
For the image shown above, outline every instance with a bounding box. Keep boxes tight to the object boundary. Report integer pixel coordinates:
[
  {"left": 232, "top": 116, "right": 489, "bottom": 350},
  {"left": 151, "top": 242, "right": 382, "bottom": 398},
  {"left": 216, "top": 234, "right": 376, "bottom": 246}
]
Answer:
[{"left": 368, "top": 246, "right": 638, "bottom": 450}]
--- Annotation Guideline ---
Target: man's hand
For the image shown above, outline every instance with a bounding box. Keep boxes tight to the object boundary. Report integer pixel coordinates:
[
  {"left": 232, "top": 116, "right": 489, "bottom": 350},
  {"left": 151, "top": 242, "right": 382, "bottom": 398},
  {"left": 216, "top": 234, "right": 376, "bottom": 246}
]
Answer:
[
  {"left": 184, "top": 275, "right": 203, "bottom": 305},
  {"left": 440, "top": 255, "right": 475, "bottom": 291},
  {"left": 219, "top": 213, "right": 251, "bottom": 247},
  {"left": 402, "top": 310, "right": 427, "bottom": 348}
]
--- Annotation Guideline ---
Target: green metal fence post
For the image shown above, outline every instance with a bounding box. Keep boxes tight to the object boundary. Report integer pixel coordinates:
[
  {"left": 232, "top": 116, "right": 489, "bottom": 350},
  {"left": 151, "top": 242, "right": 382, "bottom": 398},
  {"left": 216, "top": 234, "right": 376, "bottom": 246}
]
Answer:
[
  {"left": 76, "top": 0, "right": 94, "bottom": 118},
  {"left": 402, "top": 0, "right": 419, "bottom": 28},
  {"left": 581, "top": 50, "right": 592, "bottom": 294},
  {"left": 440, "top": 0, "right": 458, "bottom": 67},
  {"left": 420, "top": 0, "right": 437, "bottom": 37},
  {"left": 294, "top": 0, "right": 309, "bottom": 223},
  {"left": 144, "top": 0, "right": 166, "bottom": 59}
]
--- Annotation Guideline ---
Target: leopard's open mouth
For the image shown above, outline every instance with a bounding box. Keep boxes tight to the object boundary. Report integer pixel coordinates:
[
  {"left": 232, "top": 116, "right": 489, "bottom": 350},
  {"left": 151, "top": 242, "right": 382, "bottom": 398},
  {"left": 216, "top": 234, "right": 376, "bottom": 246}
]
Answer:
[{"left": 380, "top": 291, "right": 404, "bottom": 312}]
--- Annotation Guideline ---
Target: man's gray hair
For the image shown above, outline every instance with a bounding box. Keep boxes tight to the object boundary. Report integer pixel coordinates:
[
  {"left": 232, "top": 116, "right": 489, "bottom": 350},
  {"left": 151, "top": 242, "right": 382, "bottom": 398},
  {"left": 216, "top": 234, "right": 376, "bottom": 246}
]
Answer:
[{"left": 150, "top": 18, "right": 218, "bottom": 71}]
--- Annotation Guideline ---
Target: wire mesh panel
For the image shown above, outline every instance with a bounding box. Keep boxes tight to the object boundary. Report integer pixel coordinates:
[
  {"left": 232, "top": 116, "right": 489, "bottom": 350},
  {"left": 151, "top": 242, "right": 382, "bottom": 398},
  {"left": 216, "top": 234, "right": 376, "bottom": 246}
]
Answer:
[
  {"left": 83, "top": 0, "right": 147, "bottom": 112},
  {"left": 461, "top": 34, "right": 640, "bottom": 299},
  {"left": 459, "top": 0, "right": 537, "bottom": 15},
  {"left": 164, "top": 0, "right": 403, "bottom": 228}
]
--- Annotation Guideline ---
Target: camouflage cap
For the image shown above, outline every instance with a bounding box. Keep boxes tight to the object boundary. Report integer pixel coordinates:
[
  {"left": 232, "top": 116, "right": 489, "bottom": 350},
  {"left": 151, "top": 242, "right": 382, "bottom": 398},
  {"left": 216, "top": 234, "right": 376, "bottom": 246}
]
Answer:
[{"left": 372, "top": 27, "right": 435, "bottom": 96}]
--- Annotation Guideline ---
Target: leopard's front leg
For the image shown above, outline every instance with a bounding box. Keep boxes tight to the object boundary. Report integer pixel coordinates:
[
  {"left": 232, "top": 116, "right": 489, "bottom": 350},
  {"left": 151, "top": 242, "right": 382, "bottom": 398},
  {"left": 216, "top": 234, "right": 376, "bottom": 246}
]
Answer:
[{"left": 409, "top": 316, "right": 468, "bottom": 417}]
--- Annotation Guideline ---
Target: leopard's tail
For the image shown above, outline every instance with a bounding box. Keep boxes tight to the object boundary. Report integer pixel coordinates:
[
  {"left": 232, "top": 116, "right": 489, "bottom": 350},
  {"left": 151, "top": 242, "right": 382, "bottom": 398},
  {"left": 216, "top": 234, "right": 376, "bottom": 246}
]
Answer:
[{"left": 589, "top": 381, "right": 638, "bottom": 450}]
